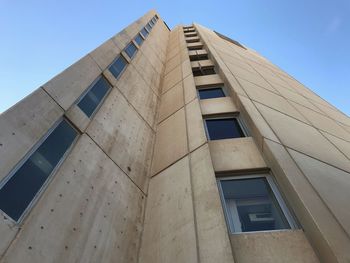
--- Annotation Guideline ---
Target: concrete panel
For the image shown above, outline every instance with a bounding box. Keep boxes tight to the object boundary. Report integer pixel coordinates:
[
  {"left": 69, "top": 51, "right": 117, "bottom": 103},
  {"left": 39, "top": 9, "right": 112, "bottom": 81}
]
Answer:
[
  {"left": 185, "top": 99, "right": 207, "bottom": 152},
  {"left": 158, "top": 82, "right": 184, "bottom": 123},
  {"left": 321, "top": 132, "right": 350, "bottom": 159},
  {"left": 89, "top": 39, "right": 121, "bottom": 71},
  {"left": 0, "top": 89, "right": 63, "bottom": 182},
  {"left": 289, "top": 149, "right": 350, "bottom": 236},
  {"left": 2, "top": 135, "right": 145, "bottom": 263},
  {"left": 43, "top": 55, "right": 102, "bottom": 110},
  {"left": 256, "top": 102, "right": 350, "bottom": 173},
  {"left": 190, "top": 59, "right": 215, "bottom": 69},
  {"left": 151, "top": 108, "right": 188, "bottom": 175},
  {"left": 86, "top": 88, "right": 154, "bottom": 193},
  {"left": 164, "top": 53, "right": 181, "bottom": 75},
  {"left": 183, "top": 74, "right": 197, "bottom": 104},
  {"left": 236, "top": 95, "right": 279, "bottom": 149},
  {"left": 291, "top": 102, "right": 350, "bottom": 141},
  {"left": 230, "top": 230, "right": 319, "bottom": 263},
  {"left": 209, "top": 137, "right": 266, "bottom": 172},
  {"left": 64, "top": 104, "right": 91, "bottom": 133},
  {"left": 182, "top": 59, "right": 192, "bottom": 79},
  {"left": 263, "top": 139, "right": 350, "bottom": 262},
  {"left": 194, "top": 74, "right": 223, "bottom": 88},
  {"left": 0, "top": 219, "right": 19, "bottom": 258},
  {"left": 190, "top": 145, "right": 235, "bottom": 263},
  {"left": 237, "top": 78, "right": 309, "bottom": 123},
  {"left": 139, "top": 157, "right": 198, "bottom": 263},
  {"left": 162, "top": 65, "right": 182, "bottom": 94},
  {"left": 113, "top": 65, "right": 158, "bottom": 128},
  {"left": 131, "top": 50, "right": 162, "bottom": 96},
  {"left": 200, "top": 97, "right": 238, "bottom": 116}
]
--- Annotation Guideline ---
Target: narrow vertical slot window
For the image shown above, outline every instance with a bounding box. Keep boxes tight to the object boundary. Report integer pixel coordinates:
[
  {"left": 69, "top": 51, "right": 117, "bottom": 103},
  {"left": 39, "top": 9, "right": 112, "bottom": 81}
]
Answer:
[
  {"left": 134, "top": 34, "right": 144, "bottom": 46},
  {"left": 109, "top": 55, "right": 128, "bottom": 80},
  {"left": 77, "top": 76, "right": 111, "bottom": 117},
  {"left": 125, "top": 42, "right": 138, "bottom": 59},
  {"left": 141, "top": 28, "right": 149, "bottom": 38},
  {"left": 0, "top": 119, "right": 78, "bottom": 222}
]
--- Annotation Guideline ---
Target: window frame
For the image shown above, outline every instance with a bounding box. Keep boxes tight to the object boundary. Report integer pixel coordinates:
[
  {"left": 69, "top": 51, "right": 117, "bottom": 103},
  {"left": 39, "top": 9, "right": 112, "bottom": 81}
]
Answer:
[
  {"left": 217, "top": 174, "right": 298, "bottom": 234},
  {"left": 134, "top": 33, "right": 144, "bottom": 46},
  {"left": 124, "top": 41, "right": 138, "bottom": 59},
  {"left": 203, "top": 115, "right": 249, "bottom": 140},
  {"left": 76, "top": 75, "right": 112, "bottom": 118},
  {"left": 0, "top": 118, "right": 79, "bottom": 223},
  {"left": 108, "top": 54, "right": 128, "bottom": 80},
  {"left": 196, "top": 86, "right": 227, "bottom": 100}
]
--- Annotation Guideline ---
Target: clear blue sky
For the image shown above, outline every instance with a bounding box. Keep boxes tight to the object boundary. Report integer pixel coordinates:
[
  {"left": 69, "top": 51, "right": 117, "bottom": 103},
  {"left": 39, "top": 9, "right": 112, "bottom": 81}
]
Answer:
[{"left": 1, "top": 0, "right": 349, "bottom": 115}]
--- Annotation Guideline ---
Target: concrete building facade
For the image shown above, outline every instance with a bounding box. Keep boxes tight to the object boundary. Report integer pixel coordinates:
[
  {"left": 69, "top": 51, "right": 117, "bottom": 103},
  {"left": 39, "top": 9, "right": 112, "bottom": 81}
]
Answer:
[{"left": 0, "top": 10, "right": 349, "bottom": 263}]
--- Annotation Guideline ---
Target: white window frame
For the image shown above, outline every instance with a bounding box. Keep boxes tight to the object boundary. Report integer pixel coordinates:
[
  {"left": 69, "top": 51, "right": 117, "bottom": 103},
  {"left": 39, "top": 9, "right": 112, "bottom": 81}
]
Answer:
[{"left": 217, "top": 174, "right": 298, "bottom": 234}]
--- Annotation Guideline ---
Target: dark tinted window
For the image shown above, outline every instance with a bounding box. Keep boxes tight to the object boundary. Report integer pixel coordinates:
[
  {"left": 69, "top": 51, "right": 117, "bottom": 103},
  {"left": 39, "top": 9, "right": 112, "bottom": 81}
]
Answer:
[
  {"left": 205, "top": 118, "right": 245, "bottom": 140},
  {"left": 152, "top": 17, "right": 157, "bottom": 24},
  {"left": 77, "top": 76, "right": 111, "bottom": 117},
  {"left": 125, "top": 42, "right": 138, "bottom": 59},
  {"left": 220, "top": 178, "right": 290, "bottom": 232},
  {"left": 149, "top": 20, "right": 154, "bottom": 26},
  {"left": 141, "top": 28, "right": 149, "bottom": 38},
  {"left": 188, "top": 46, "right": 203, "bottom": 51},
  {"left": 189, "top": 54, "right": 208, "bottom": 61},
  {"left": 198, "top": 88, "right": 225, "bottom": 100},
  {"left": 109, "top": 55, "right": 127, "bottom": 79},
  {"left": 134, "top": 34, "right": 144, "bottom": 46},
  {"left": 146, "top": 24, "right": 152, "bottom": 32},
  {"left": 0, "top": 120, "right": 78, "bottom": 221},
  {"left": 192, "top": 67, "right": 216, "bottom": 77},
  {"left": 155, "top": 14, "right": 159, "bottom": 20}
]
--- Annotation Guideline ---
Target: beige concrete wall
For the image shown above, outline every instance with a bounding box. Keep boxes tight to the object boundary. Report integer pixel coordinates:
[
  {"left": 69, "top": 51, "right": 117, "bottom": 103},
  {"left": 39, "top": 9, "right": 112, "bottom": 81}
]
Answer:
[
  {"left": 195, "top": 22, "right": 350, "bottom": 262},
  {"left": 0, "top": 10, "right": 169, "bottom": 263}
]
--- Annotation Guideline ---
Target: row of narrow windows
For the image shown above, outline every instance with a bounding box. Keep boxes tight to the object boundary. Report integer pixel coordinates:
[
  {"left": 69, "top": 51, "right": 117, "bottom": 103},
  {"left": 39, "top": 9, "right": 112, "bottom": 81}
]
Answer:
[
  {"left": 0, "top": 15, "right": 159, "bottom": 223},
  {"left": 184, "top": 26, "right": 298, "bottom": 234}
]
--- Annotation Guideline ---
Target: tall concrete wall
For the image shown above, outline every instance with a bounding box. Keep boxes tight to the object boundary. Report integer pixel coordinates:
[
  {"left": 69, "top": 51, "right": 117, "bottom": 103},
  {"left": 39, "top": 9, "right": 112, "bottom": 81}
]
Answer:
[
  {"left": 0, "top": 10, "right": 349, "bottom": 263},
  {"left": 0, "top": 10, "right": 169, "bottom": 262},
  {"left": 194, "top": 23, "right": 350, "bottom": 262}
]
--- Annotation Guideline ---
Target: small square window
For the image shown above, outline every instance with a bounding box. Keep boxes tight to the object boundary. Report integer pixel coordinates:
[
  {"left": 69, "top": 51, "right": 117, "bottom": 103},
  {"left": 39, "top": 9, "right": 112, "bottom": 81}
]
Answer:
[
  {"left": 218, "top": 175, "right": 296, "bottom": 233},
  {"left": 141, "top": 28, "right": 149, "bottom": 38},
  {"left": 109, "top": 55, "right": 127, "bottom": 80},
  {"left": 205, "top": 117, "right": 245, "bottom": 140},
  {"left": 198, "top": 87, "right": 226, "bottom": 100},
  {"left": 134, "top": 34, "right": 144, "bottom": 46},
  {"left": 125, "top": 42, "right": 138, "bottom": 59}
]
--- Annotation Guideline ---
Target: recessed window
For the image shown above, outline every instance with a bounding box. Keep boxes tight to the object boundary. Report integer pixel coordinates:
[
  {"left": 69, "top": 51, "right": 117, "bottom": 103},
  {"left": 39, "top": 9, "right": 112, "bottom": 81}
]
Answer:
[
  {"left": 125, "top": 42, "right": 138, "bottom": 59},
  {"left": 134, "top": 34, "right": 144, "bottom": 46},
  {"left": 149, "top": 20, "right": 154, "bottom": 27},
  {"left": 154, "top": 14, "right": 159, "bottom": 20},
  {"left": 218, "top": 175, "right": 296, "bottom": 233},
  {"left": 0, "top": 119, "right": 78, "bottom": 222},
  {"left": 190, "top": 55, "right": 208, "bottom": 61},
  {"left": 192, "top": 67, "right": 216, "bottom": 77},
  {"left": 198, "top": 87, "right": 226, "bottom": 100},
  {"left": 145, "top": 24, "right": 152, "bottom": 32},
  {"left": 152, "top": 17, "right": 157, "bottom": 24},
  {"left": 188, "top": 45, "right": 203, "bottom": 51},
  {"left": 109, "top": 55, "right": 128, "bottom": 80},
  {"left": 141, "top": 28, "right": 149, "bottom": 38},
  {"left": 205, "top": 117, "right": 245, "bottom": 140},
  {"left": 77, "top": 76, "right": 111, "bottom": 117}
]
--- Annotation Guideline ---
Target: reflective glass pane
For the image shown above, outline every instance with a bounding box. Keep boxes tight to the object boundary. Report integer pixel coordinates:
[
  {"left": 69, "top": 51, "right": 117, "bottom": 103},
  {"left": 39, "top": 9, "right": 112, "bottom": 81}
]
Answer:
[
  {"left": 0, "top": 120, "right": 77, "bottom": 221},
  {"left": 134, "top": 34, "right": 144, "bottom": 46},
  {"left": 198, "top": 88, "right": 225, "bottom": 100},
  {"left": 205, "top": 118, "right": 244, "bottom": 140},
  {"left": 221, "top": 178, "right": 290, "bottom": 232},
  {"left": 109, "top": 56, "right": 127, "bottom": 79},
  {"left": 78, "top": 77, "right": 111, "bottom": 117},
  {"left": 125, "top": 42, "right": 138, "bottom": 59},
  {"left": 141, "top": 28, "right": 149, "bottom": 38}
]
